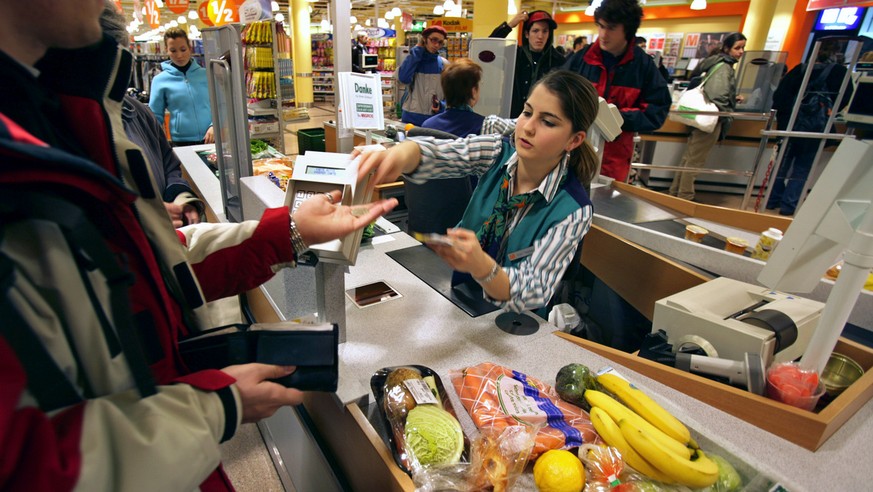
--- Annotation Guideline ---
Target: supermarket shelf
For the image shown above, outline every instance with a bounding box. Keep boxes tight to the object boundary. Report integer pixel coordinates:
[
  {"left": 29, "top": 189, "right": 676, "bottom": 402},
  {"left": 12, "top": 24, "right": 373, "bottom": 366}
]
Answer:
[{"left": 248, "top": 107, "right": 278, "bottom": 117}]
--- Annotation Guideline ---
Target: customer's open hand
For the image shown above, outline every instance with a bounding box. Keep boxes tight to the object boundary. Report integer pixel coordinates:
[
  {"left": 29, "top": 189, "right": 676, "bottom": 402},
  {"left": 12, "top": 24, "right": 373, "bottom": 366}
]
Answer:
[
  {"left": 293, "top": 189, "right": 397, "bottom": 246},
  {"left": 222, "top": 363, "right": 303, "bottom": 423}
]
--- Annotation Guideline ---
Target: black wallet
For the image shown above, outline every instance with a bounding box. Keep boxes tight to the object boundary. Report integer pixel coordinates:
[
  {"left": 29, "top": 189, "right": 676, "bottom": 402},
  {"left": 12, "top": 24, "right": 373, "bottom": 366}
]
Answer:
[{"left": 178, "top": 322, "right": 338, "bottom": 392}]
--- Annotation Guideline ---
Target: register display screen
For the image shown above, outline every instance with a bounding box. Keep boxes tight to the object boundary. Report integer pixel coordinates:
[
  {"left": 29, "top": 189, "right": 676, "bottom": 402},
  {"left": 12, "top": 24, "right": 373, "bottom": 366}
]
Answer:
[{"left": 306, "top": 165, "right": 342, "bottom": 176}]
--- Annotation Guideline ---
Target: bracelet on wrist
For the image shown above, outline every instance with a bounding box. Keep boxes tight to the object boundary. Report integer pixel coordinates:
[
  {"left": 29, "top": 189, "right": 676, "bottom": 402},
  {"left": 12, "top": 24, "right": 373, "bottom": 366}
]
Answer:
[
  {"left": 289, "top": 216, "right": 308, "bottom": 257},
  {"left": 473, "top": 261, "right": 500, "bottom": 284}
]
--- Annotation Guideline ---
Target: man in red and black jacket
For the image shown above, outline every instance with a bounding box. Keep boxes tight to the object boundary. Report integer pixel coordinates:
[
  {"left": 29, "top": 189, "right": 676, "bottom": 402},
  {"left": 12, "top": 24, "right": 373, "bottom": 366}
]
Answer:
[
  {"left": 563, "top": 0, "right": 670, "bottom": 182},
  {"left": 0, "top": 1, "right": 396, "bottom": 491}
]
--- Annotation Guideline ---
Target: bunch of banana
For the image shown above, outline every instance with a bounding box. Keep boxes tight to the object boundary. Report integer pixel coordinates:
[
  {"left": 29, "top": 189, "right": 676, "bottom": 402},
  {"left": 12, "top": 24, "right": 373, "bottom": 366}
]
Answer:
[{"left": 584, "top": 374, "right": 718, "bottom": 488}]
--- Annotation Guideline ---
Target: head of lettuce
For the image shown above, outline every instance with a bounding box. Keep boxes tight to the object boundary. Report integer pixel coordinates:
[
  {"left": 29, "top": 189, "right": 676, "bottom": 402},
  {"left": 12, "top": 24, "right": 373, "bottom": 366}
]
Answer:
[{"left": 404, "top": 405, "right": 464, "bottom": 467}]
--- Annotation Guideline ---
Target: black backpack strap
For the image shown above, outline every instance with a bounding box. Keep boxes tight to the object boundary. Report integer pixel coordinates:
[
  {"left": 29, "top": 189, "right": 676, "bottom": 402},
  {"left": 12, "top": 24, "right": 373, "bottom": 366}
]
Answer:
[
  {"left": 0, "top": 251, "right": 84, "bottom": 412},
  {"left": 0, "top": 191, "right": 157, "bottom": 407},
  {"left": 809, "top": 63, "right": 836, "bottom": 93}
]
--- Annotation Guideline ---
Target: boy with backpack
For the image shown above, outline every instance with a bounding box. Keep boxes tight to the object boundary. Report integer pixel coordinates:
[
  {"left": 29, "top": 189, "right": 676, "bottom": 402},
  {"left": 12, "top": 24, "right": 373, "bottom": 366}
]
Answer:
[{"left": 768, "top": 41, "right": 853, "bottom": 215}]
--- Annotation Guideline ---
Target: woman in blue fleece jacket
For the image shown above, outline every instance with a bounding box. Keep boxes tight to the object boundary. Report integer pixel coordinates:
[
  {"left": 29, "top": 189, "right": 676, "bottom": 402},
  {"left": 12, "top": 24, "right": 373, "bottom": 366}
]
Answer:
[{"left": 149, "top": 27, "right": 213, "bottom": 146}]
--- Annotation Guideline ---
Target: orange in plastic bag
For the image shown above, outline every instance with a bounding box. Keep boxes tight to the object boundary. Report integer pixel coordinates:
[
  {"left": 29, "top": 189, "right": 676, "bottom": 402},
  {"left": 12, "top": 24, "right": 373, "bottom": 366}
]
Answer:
[{"left": 450, "top": 362, "right": 598, "bottom": 459}]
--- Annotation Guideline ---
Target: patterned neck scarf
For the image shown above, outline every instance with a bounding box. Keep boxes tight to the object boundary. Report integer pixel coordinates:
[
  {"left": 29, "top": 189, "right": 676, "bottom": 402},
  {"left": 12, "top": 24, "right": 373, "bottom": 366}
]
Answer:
[{"left": 476, "top": 167, "right": 541, "bottom": 254}]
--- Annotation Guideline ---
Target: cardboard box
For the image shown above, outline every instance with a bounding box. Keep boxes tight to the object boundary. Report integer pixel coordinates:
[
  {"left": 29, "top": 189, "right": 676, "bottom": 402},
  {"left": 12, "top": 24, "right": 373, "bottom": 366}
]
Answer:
[{"left": 557, "top": 332, "right": 873, "bottom": 451}]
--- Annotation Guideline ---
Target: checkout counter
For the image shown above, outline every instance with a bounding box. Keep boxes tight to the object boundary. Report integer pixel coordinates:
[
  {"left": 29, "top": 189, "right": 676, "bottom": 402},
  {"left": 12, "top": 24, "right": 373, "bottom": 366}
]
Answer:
[{"left": 174, "top": 145, "right": 873, "bottom": 492}]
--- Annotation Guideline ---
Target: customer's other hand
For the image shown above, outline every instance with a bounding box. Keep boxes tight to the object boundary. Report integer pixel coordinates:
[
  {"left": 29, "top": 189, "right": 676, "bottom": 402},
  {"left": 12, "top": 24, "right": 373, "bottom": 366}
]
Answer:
[
  {"left": 204, "top": 126, "right": 215, "bottom": 144},
  {"left": 292, "top": 190, "right": 397, "bottom": 246},
  {"left": 221, "top": 364, "right": 304, "bottom": 423},
  {"left": 165, "top": 202, "right": 202, "bottom": 228}
]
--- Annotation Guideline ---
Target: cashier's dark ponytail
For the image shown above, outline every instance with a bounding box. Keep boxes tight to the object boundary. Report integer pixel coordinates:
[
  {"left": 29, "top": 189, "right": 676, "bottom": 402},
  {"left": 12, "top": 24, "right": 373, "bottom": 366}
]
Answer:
[{"left": 532, "top": 70, "right": 600, "bottom": 188}]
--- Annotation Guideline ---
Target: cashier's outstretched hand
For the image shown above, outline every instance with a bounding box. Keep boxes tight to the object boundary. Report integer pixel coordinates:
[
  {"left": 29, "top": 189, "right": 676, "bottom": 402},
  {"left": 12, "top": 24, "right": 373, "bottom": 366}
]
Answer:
[
  {"left": 354, "top": 141, "right": 422, "bottom": 189},
  {"left": 293, "top": 189, "right": 397, "bottom": 246},
  {"left": 222, "top": 364, "right": 303, "bottom": 423}
]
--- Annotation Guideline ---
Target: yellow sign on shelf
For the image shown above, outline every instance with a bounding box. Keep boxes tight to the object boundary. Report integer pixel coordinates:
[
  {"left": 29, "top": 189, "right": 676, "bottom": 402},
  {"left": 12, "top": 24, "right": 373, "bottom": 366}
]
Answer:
[{"left": 431, "top": 17, "right": 473, "bottom": 33}]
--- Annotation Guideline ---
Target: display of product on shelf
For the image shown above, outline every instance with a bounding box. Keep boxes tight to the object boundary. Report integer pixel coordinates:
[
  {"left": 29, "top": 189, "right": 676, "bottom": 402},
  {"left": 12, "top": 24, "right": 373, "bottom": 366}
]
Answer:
[
  {"left": 444, "top": 35, "right": 469, "bottom": 63},
  {"left": 312, "top": 33, "right": 398, "bottom": 106},
  {"left": 240, "top": 19, "right": 300, "bottom": 153},
  {"left": 312, "top": 33, "right": 334, "bottom": 70}
]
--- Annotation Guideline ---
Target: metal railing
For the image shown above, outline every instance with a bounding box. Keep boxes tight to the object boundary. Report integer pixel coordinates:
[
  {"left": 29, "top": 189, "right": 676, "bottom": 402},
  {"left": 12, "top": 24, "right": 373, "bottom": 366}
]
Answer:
[{"left": 631, "top": 109, "right": 776, "bottom": 209}]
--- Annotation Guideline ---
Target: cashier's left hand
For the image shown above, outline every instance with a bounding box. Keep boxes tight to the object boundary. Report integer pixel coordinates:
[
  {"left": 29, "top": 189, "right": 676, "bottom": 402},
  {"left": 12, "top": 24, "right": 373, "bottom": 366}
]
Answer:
[
  {"left": 430, "top": 228, "right": 490, "bottom": 275},
  {"left": 292, "top": 189, "right": 398, "bottom": 246}
]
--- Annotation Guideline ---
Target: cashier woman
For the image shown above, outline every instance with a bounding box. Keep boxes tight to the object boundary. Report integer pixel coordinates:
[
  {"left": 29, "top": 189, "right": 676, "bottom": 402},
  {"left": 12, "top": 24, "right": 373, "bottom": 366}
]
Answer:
[{"left": 357, "top": 70, "right": 599, "bottom": 312}]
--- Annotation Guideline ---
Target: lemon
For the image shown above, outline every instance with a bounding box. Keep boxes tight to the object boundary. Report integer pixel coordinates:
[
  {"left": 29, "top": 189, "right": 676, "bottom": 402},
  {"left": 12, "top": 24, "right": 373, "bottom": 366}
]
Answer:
[{"left": 533, "top": 449, "right": 586, "bottom": 492}]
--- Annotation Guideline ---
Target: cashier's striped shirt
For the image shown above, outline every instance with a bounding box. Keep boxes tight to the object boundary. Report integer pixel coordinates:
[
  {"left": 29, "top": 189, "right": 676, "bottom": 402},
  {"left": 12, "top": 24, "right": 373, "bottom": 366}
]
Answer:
[{"left": 404, "top": 115, "right": 593, "bottom": 312}]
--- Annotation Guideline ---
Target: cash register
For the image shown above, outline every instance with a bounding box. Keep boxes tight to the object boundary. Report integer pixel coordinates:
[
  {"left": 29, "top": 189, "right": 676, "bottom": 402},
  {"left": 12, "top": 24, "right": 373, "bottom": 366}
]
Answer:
[{"left": 652, "top": 277, "right": 824, "bottom": 367}]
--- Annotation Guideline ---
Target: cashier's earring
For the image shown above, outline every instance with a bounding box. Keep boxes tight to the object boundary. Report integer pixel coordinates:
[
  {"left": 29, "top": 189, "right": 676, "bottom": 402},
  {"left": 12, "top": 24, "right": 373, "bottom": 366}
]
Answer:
[{"left": 508, "top": 131, "right": 516, "bottom": 148}]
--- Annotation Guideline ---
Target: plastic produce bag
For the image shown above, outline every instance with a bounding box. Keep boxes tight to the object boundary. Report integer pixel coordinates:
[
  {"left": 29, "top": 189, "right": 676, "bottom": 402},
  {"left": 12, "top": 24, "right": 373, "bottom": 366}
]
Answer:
[
  {"left": 413, "top": 426, "right": 536, "bottom": 492},
  {"left": 450, "top": 362, "right": 598, "bottom": 459}
]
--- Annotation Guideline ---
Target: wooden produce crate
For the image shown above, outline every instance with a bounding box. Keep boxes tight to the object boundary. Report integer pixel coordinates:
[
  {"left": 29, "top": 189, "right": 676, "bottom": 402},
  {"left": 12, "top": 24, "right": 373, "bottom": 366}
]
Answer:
[{"left": 556, "top": 332, "right": 873, "bottom": 451}]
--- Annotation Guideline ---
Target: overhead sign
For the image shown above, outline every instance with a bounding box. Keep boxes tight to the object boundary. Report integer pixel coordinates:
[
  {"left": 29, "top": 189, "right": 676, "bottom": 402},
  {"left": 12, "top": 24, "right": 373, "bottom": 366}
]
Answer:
[
  {"left": 167, "top": 0, "right": 189, "bottom": 14},
  {"left": 145, "top": 0, "right": 161, "bottom": 28},
  {"left": 814, "top": 7, "right": 864, "bottom": 30},
  {"left": 431, "top": 17, "right": 473, "bottom": 33},
  {"left": 207, "top": 0, "right": 240, "bottom": 25},
  {"left": 807, "top": 0, "right": 870, "bottom": 10},
  {"left": 198, "top": 1, "right": 214, "bottom": 26}
]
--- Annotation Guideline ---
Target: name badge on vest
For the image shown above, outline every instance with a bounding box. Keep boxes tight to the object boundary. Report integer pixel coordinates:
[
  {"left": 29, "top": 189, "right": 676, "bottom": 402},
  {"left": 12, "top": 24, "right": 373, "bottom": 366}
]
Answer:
[{"left": 507, "top": 246, "right": 534, "bottom": 262}]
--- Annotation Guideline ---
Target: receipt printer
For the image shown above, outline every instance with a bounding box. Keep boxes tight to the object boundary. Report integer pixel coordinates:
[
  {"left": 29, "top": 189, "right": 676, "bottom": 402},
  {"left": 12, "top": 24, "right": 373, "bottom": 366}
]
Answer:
[{"left": 652, "top": 277, "right": 824, "bottom": 367}]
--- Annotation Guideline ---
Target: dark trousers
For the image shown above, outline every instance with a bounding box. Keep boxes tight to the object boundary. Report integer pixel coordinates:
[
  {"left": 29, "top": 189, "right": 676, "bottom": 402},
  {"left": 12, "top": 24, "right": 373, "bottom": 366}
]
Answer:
[{"left": 767, "top": 138, "right": 819, "bottom": 215}]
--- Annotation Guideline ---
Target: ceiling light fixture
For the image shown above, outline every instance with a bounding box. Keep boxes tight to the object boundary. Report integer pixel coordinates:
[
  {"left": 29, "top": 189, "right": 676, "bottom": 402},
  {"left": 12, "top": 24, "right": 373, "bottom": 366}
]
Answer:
[
  {"left": 350, "top": 15, "right": 357, "bottom": 24},
  {"left": 188, "top": 11, "right": 198, "bottom": 19},
  {"left": 690, "top": 0, "right": 707, "bottom": 9},
  {"left": 433, "top": 5, "right": 444, "bottom": 15},
  {"left": 178, "top": 16, "right": 187, "bottom": 24},
  {"left": 275, "top": 13, "right": 285, "bottom": 21},
  {"left": 442, "top": 0, "right": 454, "bottom": 11},
  {"left": 391, "top": 7, "right": 401, "bottom": 16},
  {"left": 271, "top": 1, "right": 279, "bottom": 12},
  {"left": 385, "top": 11, "right": 394, "bottom": 20}
]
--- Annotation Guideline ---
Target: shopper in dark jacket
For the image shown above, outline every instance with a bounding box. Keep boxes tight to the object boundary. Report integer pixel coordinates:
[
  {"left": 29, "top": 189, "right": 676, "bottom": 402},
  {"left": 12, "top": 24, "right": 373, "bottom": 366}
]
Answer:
[
  {"left": 101, "top": 3, "right": 202, "bottom": 226},
  {"left": 767, "top": 41, "right": 853, "bottom": 215},
  {"left": 490, "top": 10, "right": 566, "bottom": 118},
  {"left": 563, "top": 0, "right": 671, "bottom": 182},
  {"left": 351, "top": 33, "right": 372, "bottom": 74}
]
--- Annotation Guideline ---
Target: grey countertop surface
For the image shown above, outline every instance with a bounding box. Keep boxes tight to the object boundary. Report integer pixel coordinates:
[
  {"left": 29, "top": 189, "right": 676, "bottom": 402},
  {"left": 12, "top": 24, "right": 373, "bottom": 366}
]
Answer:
[
  {"left": 343, "top": 232, "right": 873, "bottom": 492},
  {"left": 177, "top": 148, "right": 873, "bottom": 492}
]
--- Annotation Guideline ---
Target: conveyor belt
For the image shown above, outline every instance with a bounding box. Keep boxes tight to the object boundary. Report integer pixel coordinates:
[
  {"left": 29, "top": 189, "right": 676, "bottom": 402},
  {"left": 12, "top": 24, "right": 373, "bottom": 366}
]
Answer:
[
  {"left": 387, "top": 245, "right": 499, "bottom": 317},
  {"left": 588, "top": 183, "right": 873, "bottom": 331}
]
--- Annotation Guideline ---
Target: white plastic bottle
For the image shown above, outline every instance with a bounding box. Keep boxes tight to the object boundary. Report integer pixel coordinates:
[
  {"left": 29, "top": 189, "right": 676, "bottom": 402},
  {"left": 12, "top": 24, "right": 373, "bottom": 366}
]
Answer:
[{"left": 752, "top": 227, "right": 783, "bottom": 260}]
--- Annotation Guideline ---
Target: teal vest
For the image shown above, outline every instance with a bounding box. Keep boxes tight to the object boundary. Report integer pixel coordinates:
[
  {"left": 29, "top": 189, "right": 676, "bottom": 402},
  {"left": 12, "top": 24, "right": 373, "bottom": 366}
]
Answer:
[{"left": 457, "top": 146, "right": 592, "bottom": 267}]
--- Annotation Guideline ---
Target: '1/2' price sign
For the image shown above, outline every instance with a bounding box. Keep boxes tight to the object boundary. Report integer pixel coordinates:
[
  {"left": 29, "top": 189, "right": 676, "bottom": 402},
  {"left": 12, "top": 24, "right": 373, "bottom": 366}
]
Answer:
[
  {"left": 167, "top": 0, "right": 190, "bottom": 15},
  {"left": 207, "top": 0, "right": 240, "bottom": 26},
  {"left": 145, "top": 0, "right": 161, "bottom": 28}
]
